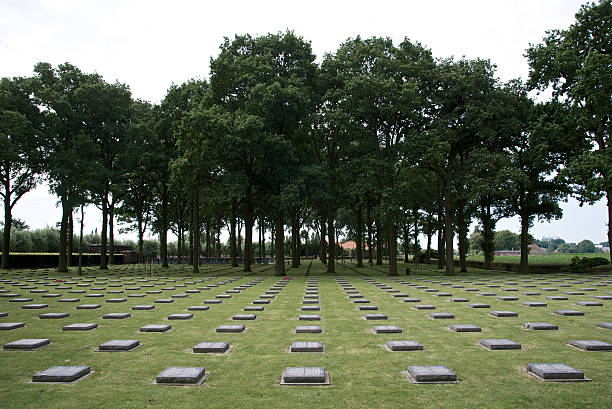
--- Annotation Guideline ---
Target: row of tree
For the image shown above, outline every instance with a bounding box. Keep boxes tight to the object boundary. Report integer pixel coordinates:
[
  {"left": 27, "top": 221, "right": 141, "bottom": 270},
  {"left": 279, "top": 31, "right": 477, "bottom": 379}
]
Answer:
[{"left": 1, "top": 1, "right": 610, "bottom": 274}]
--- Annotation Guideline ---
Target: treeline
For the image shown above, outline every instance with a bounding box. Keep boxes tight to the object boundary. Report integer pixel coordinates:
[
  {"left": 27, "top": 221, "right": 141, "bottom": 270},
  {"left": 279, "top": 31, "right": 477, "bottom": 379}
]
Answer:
[{"left": 1, "top": 1, "right": 610, "bottom": 274}]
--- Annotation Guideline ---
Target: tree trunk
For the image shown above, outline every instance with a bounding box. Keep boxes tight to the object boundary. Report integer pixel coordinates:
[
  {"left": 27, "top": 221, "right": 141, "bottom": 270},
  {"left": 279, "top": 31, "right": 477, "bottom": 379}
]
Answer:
[
  {"left": 413, "top": 209, "right": 420, "bottom": 264},
  {"left": 366, "top": 204, "right": 373, "bottom": 265},
  {"left": 426, "top": 212, "right": 433, "bottom": 261},
  {"left": 192, "top": 189, "right": 200, "bottom": 274},
  {"left": 480, "top": 201, "right": 495, "bottom": 270},
  {"left": 274, "top": 208, "right": 285, "bottom": 275},
  {"left": 100, "top": 190, "right": 108, "bottom": 270},
  {"left": 67, "top": 210, "right": 73, "bottom": 267},
  {"left": 216, "top": 226, "right": 221, "bottom": 259},
  {"left": 355, "top": 205, "right": 363, "bottom": 267},
  {"left": 457, "top": 205, "right": 468, "bottom": 273},
  {"left": 188, "top": 204, "right": 193, "bottom": 266},
  {"left": 108, "top": 202, "right": 114, "bottom": 265},
  {"left": 137, "top": 214, "right": 144, "bottom": 264},
  {"left": 291, "top": 208, "right": 300, "bottom": 268},
  {"left": 403, "top": 224, "right": 410, "bottom": 263},
  {"left": 177, "top": 228, "right": 183, "bottom": 264},
  {"left": 78, "top": 205, "right": 84, "bottom": 275},
  {"left": 319, "top": 212, "right": 327, "bottom": 265},
  {"left": 260, "top": 217, "right": 265, "bottom": 258},
  {"left": 205, "top": 221, "right": 211, "bottom": 258},
  {"left": 244, "top": 200, "right": 253, "bottom": 272},
  {"left": 375, "top": 218, "right": 383, "bottom": 265},
  {"left": 58, "top": 194, "right": 70, "bottom": 272},
  {"left": 436, "top": 177, "right": 445, "bottom": 269},
  {"left": 386, "top": 212, "right": 397, "bottom": 275},
  {"left": 607, "top": 188, "right": 612, "bottom": 272},
  {"left": 230, "top": 202, "right": 238, "bottom": 267},
  {"left": 237, "top": 220, "right": 243, "bottom": 258},
  {"left": 2, "top": 180, "right": 11, "bottom": 269},
  {"left": 443, "top": 176, "right": 455, "bottom": 275},
  {"left": 326, "top": 200, "right": 335, "bottom": 274},
  {"left": 519, "top": 213, "right": 530, "bottom": 274},
  {"left": 160, "top": 186, "right": 169, "bottom": 268}
]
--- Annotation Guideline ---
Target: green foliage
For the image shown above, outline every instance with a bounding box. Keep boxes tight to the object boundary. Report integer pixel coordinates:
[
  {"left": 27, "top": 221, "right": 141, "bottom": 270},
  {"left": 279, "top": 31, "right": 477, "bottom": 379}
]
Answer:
[{"left": 567, "top": 255, "right": 610, "bottom": 272}]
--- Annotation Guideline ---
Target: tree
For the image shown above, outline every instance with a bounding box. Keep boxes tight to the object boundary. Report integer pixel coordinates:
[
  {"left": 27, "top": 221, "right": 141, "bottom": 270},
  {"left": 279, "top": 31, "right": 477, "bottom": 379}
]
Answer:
[
  {"left": 32, "top": 62, "right": 102, "bottom": 272},
  {"left": 577, "top": 239, "right": 596, "bottom": 253},
  {"left": 0, "top": 76, "right": 42, "bottom": 269},
  {"left": 526, "top": 0, "right": 612, "bottom": 268}
]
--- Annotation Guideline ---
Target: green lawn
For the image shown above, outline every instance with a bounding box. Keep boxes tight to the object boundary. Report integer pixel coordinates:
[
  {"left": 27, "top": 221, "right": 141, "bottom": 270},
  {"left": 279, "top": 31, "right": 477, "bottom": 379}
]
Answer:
[
  {"left": 0, "top": 261, "right": 610, "bottom": 409},
  {"left": 467, "top": 252, "right": 611, "bottom": 264}
]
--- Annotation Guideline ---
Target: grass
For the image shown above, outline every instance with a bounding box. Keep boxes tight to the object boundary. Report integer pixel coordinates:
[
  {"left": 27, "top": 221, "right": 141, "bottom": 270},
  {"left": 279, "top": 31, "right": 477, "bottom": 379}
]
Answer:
[
  {"left": 0, "top": 261, "right": 610, "bottom": 409},
  {"left": 466, "top": 252, "right": 611, "bottom": 264}
]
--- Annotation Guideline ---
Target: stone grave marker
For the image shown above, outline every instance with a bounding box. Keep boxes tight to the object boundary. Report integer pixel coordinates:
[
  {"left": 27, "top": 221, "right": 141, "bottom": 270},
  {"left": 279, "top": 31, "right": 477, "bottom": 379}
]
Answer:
[
  {"left": 216, "top": 324, "right": 245, "bottom": 333},
  {"left": 372, "top": 325, "right": 402, "bottom": 334},
  {"left": 103, "top": 313, "right": 131, "bottom": 319},
  {"left": 32, "top": 366, "right": 91, "bottom": 383},
  {"left": 39, "top": 313, "right": 69, "bottom": 319},
  {"left": 156, "top": 367, "right": 207, "bottom": 385},
  {"left": 140, "top": 324, "right": 171, "bottom": 332},
  {"left": 553, "top": 310, "right": 584, "bottom": 316},
  {"left": 386, "top": 340, "right": 423, "bottom": 351},
  {"left": 132, "top": 305, "right": 155, "bottom": 310},
  {"left": 523, "top": 322, "right": 558, "bottom": 330},
  {"left": 526, "top": 363, "right": 589, "bottom": 382},
  {"left": 428, "top": 312, "right": 455, "bottom": 319},
  {"left": 98, "top": 340, "right": 140, "bottom": 351},
  {"left": 295, "top": 326, "right": 322, "bottom": 333},
  {"left": 193, "top": 342, "right": 230, "bottom": 353},
  {"left": 3, "top": 338, "right": 50, "bottom": 350},
  {"left": 0, "top": 323, "right": 25, "bottom": 330},
  {"left": 480, "top": 339, "right": 521, "bottom": 350},
  {"left": 490, "top": 311, "right": 518, "bottom": 317},
  {"left": 281, "top": 367, "right": 327, "bottom": 385},
  {"left": 568, "top": 340, "right": 612, "bottom": 351},
  {"left": 63, "top": 323, "right": 97, "bottom": 331},
  {"left": 290, "top": 341, "right": 324, "bottom": 352},
  {"left": 404, "top": 365, "right": 457, "bottom": 383},
  {"left": 449, "top": 324, "right": 481, "bottom": 332}
]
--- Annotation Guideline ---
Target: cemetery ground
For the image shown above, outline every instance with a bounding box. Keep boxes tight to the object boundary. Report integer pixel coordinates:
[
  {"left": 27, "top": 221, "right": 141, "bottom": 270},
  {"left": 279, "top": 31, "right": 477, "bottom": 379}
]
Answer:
[{"left": 0, "top": 261, "right": 610, "bottom": 409}]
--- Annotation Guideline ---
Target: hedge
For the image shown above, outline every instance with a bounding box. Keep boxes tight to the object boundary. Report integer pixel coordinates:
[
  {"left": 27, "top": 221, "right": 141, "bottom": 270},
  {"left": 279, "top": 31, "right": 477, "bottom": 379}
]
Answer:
[{"left": 0, "top": 253, "right": 124, "bottom": 269}]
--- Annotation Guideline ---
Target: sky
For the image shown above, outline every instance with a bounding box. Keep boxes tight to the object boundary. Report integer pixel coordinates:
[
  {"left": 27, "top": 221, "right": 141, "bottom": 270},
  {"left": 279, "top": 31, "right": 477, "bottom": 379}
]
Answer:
[{"left": 1, "top": 0, "right": 608, "bottom": 245}]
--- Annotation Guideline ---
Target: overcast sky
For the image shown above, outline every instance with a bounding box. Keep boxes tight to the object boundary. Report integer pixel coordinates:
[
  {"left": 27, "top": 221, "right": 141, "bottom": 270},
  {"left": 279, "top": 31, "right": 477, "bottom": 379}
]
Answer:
[{"left": 1, "top": 0, "right": 607, "bottom": 245}]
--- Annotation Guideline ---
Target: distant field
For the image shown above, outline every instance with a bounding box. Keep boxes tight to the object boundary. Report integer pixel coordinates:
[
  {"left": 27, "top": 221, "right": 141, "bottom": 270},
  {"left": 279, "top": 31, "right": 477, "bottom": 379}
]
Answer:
[{"left": 467, "top": 253, "right": 610, "bottom": 264}]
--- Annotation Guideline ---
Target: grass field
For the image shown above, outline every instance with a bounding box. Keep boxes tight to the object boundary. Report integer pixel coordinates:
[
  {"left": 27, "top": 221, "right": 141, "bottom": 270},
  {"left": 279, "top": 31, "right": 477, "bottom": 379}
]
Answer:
[
  {"left": 467, "top": 252, "right": 611, "bottom": 264},
  {"left": 0, "top": 261, "right": 610, "bottom": 409}
]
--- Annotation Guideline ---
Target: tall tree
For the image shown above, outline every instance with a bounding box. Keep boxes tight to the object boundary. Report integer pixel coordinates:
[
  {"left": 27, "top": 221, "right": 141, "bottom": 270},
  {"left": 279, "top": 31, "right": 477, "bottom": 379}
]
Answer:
[
  {"left": 526, "top": 0, "right": 612, "bottom": 264},
  {"left": 0, "top": 76, "right": 42, "bottom": 269}
]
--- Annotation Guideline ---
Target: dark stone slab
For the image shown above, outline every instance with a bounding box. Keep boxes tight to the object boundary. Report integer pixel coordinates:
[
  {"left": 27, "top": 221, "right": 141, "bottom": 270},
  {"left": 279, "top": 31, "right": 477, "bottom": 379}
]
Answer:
[
  {"left": 171, "top": 294, "right": 188, "bottom": 298},
  {"left": 428, "top": 312, "right": 454, "bottom": 319},
  {"left": 295, "top": 325, "right": 322, "bottom": 333},
  {"left": 155, "top": 299, "right": 174, "bottom": 303},
  {"left": 523, "top": 322, "right": 558, "bottom": 330},
  {"left": 403, "top": 298, "right": 421, "bottom": 303},
  {"left": 3, "top": 338, "right": 50, "bottom": 350},
  {"left": 39, "top": 313, "right": 69, "bottom": 319},
  {"left": 301, "top": 306, "right": 320, "bottom": 311},
  {"left": 85, "top": 294, "right": 104, "bottom": 298},
  {"left": 132, "top": 305, "right": 155, "bottom": 310},
  {"left": 358, "top": 305, "right": 378, "bottom": 311},
  {"left": 77, "top": 304, "right": 101, "bottom": 309},
  {"left": 244, "top": 306, "right": 263, "bottom": 311},
  {"left": 413, "top": 305, "right": 435, "bottom": 310},
  {"left": 98, "top": 339, "right": 140, "bottom": 351},
  {"left": 193, "top": 341, "right": 230, "bottom": 353},
  {"left": 364, "top": 313, "right": 388, "bottom": 320},
  {"left": 521, "top": 292, "right": 541, "bottom": 296},
  {"left": 490, "top": 311, "right": 518, "bottom": 317},
  {"left": 58, "top": 298, "right": 80, "bottom": 303},
  {"left": 63, "top": 323, "right": 98, "bottom": 331},
  {"left": 546, "top": 296, "right": 568, "bottom": 300},
  {"left": 386, "top": 340, "right": 423, "bottom": 351},
  {"left": 527, "top": 363, "right": 586, "bottom": 380},
  {"left": 553, "top": 310, "right": 584, "bottom": 316},
  {"left": 498, "top": 296, "right": 519, "bottom": 301},
  {"left": 188, "top": 306, "right": 210, "bottom": 311},
  {"left": 32, "top": 366, "right": 90, "bottom": 383},
  {"left": 103, "top": 313, "right": 130, "bottom": 319},
  {"left": 568, "top": 340, "right": 612, "bottom": 351},
  {"left": 140, "top": 324, "right": 171, "bottom": 332},
  {"left": 156, "top": 367, "right": 206, "bottom": 384},
  {"left": 252, "top": 300, "right": 270, "bottom": 304},
  {"left": 352, "top": 299, "right": 370, "bottom": 303},
  {"left": 0, "top": 322, "right": 25, "bottom": 330},
  {"left": 0, "top": 312, "right": 7, "bottom": 317},
  {"left": 299, "top": 315, "right": 321, "bottom": 321},
  {"left": 449, "top": 324, "right": 481, "bottom": 332},
  {"left": 450, "top": 298, "right": 469, "bottom": 302},
  {"left": 467, "top": 303, "right": 490, "bottom": 308},
  {"left": 373, "top": 325, "right": 402, "bottom": 334},
  {"left": 290, "top": 341, "right": 324, "bottom": 352},
  {"left": 597, "top": 322, "right": 612, "bottom": 330},
  {"left": 522, "top": 302, "right": 547, "bottom": 307},
  {"left": 216, "top": 324, "right": 245, "bottom": 333},
  {"left": 204, "top": 300, "right": 222, "bottom": 304},
  {"left": 22, "top": 304, "right": 48, "bottom": 309},
  {"left": 10, "top": 298, "right": 33, "bottom": 302},
  {"left": 480, "top": 339, "right": 521, "bottom": 350},
  {"left": 168, "top": 313, "right": 193, "bottom": 320},
  {"left": 232, "top": 314, "right": 256, "bottom": 320},
  {"left": 282, "top": 367, "right": 326, "bottom": 383},
  {"left": 406, "top": 365, "right": 457, "bottom": 383},
  {"left": 576, "top": 301, "right": 603, "bottom": 306}
]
